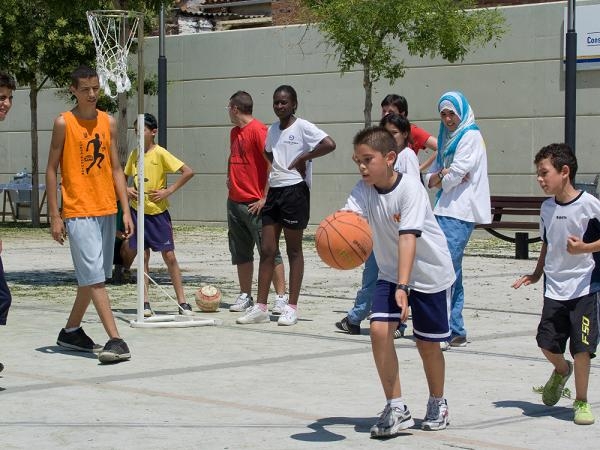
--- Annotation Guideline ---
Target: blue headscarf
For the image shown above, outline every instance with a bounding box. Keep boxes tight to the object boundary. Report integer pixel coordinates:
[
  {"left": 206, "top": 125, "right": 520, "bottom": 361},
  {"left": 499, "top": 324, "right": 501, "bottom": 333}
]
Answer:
[{"left": 435, "top": 91, "right": 479, "bottom": 168}]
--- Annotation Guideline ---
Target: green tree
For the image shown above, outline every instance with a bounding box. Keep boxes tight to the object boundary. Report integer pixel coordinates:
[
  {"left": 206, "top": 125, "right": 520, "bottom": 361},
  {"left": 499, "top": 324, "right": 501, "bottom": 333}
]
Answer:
[
  {"left": 302, "top": 0, "right": 506, "bottom": 127},
  {"left": 0, "top": 0, "right": 171, "bottom": 226}
]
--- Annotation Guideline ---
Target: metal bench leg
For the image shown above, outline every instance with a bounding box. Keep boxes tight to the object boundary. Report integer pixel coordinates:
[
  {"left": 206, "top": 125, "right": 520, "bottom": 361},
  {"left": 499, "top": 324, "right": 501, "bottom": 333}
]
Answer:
[{"left": 515, "top": 232, "right": 529, "bottom": 259}]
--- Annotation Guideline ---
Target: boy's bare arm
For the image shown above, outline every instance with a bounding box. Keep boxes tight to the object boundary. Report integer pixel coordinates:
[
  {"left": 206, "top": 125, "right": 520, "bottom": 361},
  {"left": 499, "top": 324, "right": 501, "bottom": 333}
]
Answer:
[
  {"left": 396, "top": 233, "right": 417, "bottom": 323},
  {"left": 108, "top": 116, "right": 133, "bottom": 236},
  {"left": 249, "top": 155, "right": 272, "bottom": 215},
  {"left": 149, "top": 164, "right": 194, "bottom": 202},
  {"left": 566, "top": 235, "right": 600, "bottom": 255},
  {"left": 46, "top": 115, "right": 67, "bottom": 244},
  {"left": 512, "top": 242, "right": 547, "bottom": 288}
]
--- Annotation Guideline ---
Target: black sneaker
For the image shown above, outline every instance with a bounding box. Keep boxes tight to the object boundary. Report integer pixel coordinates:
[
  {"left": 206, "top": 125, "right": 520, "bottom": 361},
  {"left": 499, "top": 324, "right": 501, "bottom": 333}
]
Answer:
[
  {"left": 394, "top": 323, "right": 407, "bottom": 339},
  {"left": 57, "top": 328, "right": 103, "bottom": 353},
  {"left": 143, "top": 302, "right": 154, "bottom": 318},
  {"left": 179, "top": 302, "right": 194, "bottom": 316},
  {"left": 0, "top": 362, "right": 4, "bottom": 373},
  {"left": 98, "top": 338, "right": 131, "bottom": 364},
  {"left": 449, "top": 335, "right": 467, "bottom": 347},
  {"left": 335, "top": 316, "right": 361, "bottom": 335}
]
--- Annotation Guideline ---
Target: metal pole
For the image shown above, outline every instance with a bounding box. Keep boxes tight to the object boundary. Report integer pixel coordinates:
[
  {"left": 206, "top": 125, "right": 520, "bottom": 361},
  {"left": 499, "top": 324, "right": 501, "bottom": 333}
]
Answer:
[
  {"left": 136, "top": 14, "right": 145, "bottom": 325},
  {"left": 565, "top": 0, "right": 576, "bottom": 153},
  {"left": 158, "top": 5, "right": 168, "bottom": 147}
]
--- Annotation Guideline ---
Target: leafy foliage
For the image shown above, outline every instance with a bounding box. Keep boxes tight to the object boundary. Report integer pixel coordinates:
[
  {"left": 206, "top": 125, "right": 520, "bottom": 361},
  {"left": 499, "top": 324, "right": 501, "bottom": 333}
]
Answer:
[
  {"left": 303, "top": 0, "right": 506, "bottom": 125},
  {"left": 0, "top": 0, "right": 174, "bottom": 226}
]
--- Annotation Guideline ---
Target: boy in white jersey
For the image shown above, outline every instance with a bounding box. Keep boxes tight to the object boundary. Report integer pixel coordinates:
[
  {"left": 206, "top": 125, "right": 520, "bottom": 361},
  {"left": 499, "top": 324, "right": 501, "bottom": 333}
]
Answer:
[
  {"left": 513, "top": 143, "right": 599, "bottom": 426},
  {"left": 344, "top": 127, "right": 455, "bottom": 437}
]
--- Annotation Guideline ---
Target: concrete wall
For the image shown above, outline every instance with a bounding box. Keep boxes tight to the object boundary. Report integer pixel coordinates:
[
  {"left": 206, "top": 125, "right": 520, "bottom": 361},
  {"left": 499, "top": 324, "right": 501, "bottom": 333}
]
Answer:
[{"left": 1, "top": 1, "right": 599, "bottom": 224}]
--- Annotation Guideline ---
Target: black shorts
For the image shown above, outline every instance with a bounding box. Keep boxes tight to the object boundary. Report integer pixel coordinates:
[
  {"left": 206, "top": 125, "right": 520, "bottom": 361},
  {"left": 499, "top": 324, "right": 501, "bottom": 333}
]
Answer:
[
  {"left": 536, "top": 293, "right": 599, "bottom": 358},
  {"left": 261, "top": 181, "right": 310, "bottom": 230}
]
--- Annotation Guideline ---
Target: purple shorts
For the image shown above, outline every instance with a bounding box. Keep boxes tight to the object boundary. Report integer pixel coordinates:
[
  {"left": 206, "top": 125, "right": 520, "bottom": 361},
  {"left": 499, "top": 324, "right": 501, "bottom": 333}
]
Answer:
[{"left": 129, "top": 208, "right": 175, "bottom": 252}]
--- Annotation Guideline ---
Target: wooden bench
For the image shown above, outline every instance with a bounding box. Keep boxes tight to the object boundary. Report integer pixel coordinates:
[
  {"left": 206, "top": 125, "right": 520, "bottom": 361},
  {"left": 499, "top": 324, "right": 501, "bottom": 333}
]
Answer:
[{"left": 475, "top": 195, "right": 547, "bottom": 259}]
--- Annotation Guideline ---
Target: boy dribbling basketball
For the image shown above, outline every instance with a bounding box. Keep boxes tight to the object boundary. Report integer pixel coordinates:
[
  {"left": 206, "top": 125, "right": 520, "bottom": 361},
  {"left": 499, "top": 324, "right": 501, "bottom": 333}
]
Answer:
[
  {"left": 343, "top": 127, "right": 455, "bottom": 437},
  {"left": 512, "top": 143, "right": 599, "bottom": 425}
]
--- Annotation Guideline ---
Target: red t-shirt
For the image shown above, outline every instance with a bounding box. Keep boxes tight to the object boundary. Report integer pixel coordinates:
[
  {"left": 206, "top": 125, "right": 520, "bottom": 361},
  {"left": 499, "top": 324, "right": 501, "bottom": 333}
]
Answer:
[
  {"left": 409, "top": 124, "right": 431, "bottom": 154},
  {"left": 228, "top": 118, "right": 268, "bottom": 203}
]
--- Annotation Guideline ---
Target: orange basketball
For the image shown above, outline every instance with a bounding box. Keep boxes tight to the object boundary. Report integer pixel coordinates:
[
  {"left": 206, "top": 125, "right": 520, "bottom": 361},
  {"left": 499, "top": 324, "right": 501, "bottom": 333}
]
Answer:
[{"left": 315, "top": 211, "right": 373, "bottom": 270}]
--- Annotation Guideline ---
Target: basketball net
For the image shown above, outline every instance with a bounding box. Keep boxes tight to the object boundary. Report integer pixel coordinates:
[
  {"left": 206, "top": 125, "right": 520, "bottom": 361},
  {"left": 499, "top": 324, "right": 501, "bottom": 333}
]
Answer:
[
  {"left": 87, "top": 10, "right": 141, "bottom": 99},
  {"left": 86, "top": 10, "right": 219, "bottom": 328}
]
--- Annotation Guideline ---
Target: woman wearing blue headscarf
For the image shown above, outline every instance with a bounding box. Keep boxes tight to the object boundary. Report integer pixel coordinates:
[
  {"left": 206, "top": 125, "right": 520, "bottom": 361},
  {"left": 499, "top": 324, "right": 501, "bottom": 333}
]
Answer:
[{"left": 425, "top": 91, "right": 491, "bottom": 349}]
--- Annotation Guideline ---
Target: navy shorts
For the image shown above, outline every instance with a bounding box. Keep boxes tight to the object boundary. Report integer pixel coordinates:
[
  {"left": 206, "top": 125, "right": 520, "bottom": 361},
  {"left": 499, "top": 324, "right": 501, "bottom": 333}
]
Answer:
[
  {"left": 129, "top": 208, "right": 175, "bottom": 252},
  {"left": 0, "top": 256, "right": 12, "bottom": 326},
  {"left": 261, "top": 181, "right": 310, "bottom": 230},
  {"left": 537, "top": 293, "right": 599, "bottom": 358},
  {"left": 370, "top": 279, "right": 451, "bottom": 342}
]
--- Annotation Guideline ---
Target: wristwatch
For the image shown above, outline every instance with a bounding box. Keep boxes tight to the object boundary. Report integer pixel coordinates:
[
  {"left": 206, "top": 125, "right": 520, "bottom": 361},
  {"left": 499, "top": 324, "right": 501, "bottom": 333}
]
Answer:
[
  {"left": 396, "top": 283, "right": 410, "bottom": 294},
  {"left": 437, "top": 171, "right": 445, "bottom": 181}
]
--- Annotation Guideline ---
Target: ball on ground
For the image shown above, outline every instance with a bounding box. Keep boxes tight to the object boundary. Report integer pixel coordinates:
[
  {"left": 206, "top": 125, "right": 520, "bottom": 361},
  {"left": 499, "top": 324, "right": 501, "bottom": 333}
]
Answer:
[
  {"left": 195, "top": 285, "right": 222, "bottom": 312},
  {"left": 315, "top": 211, "right": 372, "bottom": 270}
]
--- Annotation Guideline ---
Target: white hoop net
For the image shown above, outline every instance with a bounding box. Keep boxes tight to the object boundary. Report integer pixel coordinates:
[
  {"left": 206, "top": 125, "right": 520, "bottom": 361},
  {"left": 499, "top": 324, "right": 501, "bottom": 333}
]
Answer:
[{"left": 87, "top": 10, "right": 142, "bottom": 99}]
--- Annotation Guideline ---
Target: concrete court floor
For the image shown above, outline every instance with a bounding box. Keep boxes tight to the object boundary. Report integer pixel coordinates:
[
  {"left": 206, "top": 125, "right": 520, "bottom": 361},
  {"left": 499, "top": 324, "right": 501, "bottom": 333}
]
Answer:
[{"left": 0, "top": 226, "right": 598, "bottom": 449}]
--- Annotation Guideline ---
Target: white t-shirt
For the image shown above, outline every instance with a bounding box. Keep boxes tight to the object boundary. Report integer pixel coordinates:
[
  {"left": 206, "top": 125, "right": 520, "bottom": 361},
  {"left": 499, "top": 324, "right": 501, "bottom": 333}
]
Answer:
[
  {"left": 541, "top": 191, "right": 600, "bottom": 300},
  {"left": 265, "top": 118, "right": 328, "bottom": 189},
  {"left": 344, "top": 173, "right": 455, "bottom": 293},
  {"left": 394, "top": 146, "right": 420, "bottom": 178},
  {"left": 425, "top": 129, "right": 492, "bottom": 224}
]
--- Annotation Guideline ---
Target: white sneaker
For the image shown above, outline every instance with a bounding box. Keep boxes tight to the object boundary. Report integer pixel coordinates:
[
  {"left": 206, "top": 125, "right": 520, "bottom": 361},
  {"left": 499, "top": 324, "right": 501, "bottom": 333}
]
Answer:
[
  {"left": 370, "top": 404, "right": 415, "bottom": 438},
  {"left": 421, "top": 397, "right": 449, "bottom": 431},
  {"left": 229, "top": 293, "right": 253, "bottom": 312},
  {"left": 272, "top": 294, "right": 289, "bottom": 315},
  {"left": 236, "top": 304, "right": 269, "bottom": 324},
  {"left": 277, "top": 305, "right": 298, "bottom": 326},
  {"left": 440, "top": 341, "right": 450, "bottom": 351}
]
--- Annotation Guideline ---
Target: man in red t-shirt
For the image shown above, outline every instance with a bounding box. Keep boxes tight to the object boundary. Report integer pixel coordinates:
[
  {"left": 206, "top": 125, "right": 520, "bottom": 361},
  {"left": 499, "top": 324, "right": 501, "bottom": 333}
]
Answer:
[
  {"left": 381, "top": 94, "right": 438, "bottom": 171},
  {"left": 226, "top": 91, "right": 287, "bottom": 314}
]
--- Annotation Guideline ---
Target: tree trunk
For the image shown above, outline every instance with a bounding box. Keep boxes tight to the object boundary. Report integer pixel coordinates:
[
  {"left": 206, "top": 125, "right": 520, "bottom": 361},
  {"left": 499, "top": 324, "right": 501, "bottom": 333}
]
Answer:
[
  {"left": 362, "top": 65, "right": 372, "bottom": 128},
  {"left": 117, "top": 92, "right": 128, "bottom": 167},
  {"left": 29, "top": 82, "right": 40, "bottom": 227}
]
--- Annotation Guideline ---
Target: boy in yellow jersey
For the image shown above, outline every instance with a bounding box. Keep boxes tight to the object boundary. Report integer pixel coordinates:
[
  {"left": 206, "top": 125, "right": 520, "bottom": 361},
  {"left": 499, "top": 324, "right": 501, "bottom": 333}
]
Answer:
[
  {"left": 122, "top": 113, "right": 194, "bottom": 316},
  {"left": 46, "top": 66, "right": 133, "bottom": 364}
]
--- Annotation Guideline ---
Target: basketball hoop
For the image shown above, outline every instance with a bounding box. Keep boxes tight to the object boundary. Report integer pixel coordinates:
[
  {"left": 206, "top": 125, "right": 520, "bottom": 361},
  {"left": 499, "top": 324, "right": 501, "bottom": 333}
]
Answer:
[{"left": 87, "top": 10, "right": 142, "bottom": 98}]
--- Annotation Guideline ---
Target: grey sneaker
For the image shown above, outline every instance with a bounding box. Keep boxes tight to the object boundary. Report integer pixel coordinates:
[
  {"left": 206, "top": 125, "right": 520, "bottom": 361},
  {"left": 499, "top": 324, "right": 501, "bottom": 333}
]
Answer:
[
  {"left": 272, "top": 294, "right": 289, "bottom": 315},
  {"left": 178, "top": 302, "right": 194, "bottom": 316},
  {"left": 98, "top": 338, "right": 131, "bottom": 364},
  {"left": 421, "top": 397, "right": 449, "bottom": 431},
  {"left": 236, "top": 304, "right": 269, "bottom": 324},
  {"left": 542, "top": 360, "right": 573, "bottom": 406},
  {"left": 230, "top": 293, "right": 253, "bottom": 312},
  {"left": 370, "top": 404, "right": 415, "bottom": 438},
  {"left": 57, "top": 327, "right": 103, "bottom": 353}
]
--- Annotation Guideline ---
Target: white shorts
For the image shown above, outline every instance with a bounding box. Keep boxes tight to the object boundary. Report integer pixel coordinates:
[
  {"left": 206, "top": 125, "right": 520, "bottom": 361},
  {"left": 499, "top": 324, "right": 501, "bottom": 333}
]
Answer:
[{"left": 66, "top": 215, "right": 116, "bottom": 286}]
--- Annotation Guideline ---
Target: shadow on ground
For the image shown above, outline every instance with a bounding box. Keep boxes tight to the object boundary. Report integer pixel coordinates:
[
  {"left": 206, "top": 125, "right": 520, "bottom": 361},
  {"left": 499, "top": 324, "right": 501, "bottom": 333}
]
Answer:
[
  {"left": 291, "top": 416, "right": 377, "bottom": 442},
  {"left": 493, "top": 400, "right": 572, "bottom": 422}
]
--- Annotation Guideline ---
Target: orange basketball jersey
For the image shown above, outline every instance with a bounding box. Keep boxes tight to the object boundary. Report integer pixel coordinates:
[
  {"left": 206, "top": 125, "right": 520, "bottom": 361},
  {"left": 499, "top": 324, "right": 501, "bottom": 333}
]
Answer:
[{"left": 60, "top": 110, "right": 117, "bottom": 218}]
